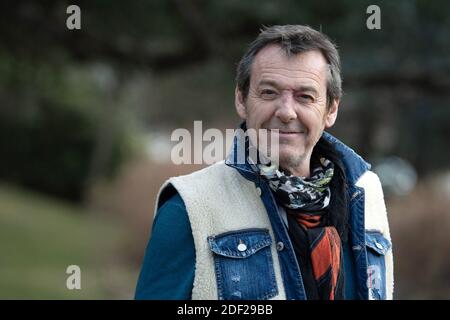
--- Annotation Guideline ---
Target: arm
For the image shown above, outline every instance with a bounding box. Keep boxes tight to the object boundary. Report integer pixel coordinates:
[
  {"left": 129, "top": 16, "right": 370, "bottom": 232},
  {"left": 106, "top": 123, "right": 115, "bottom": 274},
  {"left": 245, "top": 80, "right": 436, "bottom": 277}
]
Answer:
[{"left": 135, "top": 192, "right": 195, "bottom": 299}]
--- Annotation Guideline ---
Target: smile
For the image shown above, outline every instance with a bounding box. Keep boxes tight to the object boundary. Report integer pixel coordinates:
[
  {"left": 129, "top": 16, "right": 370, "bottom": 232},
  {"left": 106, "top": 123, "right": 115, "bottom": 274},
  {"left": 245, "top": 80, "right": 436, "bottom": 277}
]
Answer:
[{"left": 268, "top": 129, "right": 304, "bottom": 135}]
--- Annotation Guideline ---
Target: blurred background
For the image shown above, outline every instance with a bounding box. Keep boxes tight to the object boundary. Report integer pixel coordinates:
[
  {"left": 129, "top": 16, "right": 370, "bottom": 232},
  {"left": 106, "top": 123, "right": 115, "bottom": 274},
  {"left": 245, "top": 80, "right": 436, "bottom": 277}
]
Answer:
[{"left": 1, "top": 0, "right": 449, "bottom": 299}]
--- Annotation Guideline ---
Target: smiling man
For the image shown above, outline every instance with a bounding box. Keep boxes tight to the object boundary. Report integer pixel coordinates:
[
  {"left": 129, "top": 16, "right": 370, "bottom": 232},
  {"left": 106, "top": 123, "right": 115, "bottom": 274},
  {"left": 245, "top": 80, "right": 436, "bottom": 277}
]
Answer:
[
  {"left": 236, "top": 45, "right": 338, "bottom": 178},
  {"left": 136, "top": 25, "right": 394, "bottom": 300}
]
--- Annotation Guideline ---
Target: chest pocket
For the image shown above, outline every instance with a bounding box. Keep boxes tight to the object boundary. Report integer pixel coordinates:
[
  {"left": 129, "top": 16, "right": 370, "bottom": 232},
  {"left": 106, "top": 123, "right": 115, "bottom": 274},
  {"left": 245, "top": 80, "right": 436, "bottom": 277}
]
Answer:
[
  {"left": 208, "top": 228, "right": 278, "bottom": 300},
  {"left": 365, "top": 231, "right": 391, "bottom": 300}
]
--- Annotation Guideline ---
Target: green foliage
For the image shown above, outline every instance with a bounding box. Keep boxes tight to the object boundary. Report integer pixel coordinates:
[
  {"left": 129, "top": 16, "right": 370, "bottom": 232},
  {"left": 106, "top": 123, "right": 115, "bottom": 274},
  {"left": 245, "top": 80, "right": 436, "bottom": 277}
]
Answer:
[
  {"left": 1, "top": 0, "right": 449, "bottom": 196},
  {"left": 0, "top": 98, "right": 131, "bottom": 202},
  {"left": 0, "top": 184, "right": 135, "bottom": 299}
]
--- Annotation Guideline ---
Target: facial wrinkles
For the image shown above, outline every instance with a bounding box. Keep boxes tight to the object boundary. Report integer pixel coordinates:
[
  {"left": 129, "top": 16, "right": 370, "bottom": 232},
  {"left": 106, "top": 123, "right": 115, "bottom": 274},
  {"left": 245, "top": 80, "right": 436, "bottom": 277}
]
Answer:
[
  {"left": 252, "top": 64, "right": 326, "bottom": 102},
  {"left": 258, "top": 67, "right": 323, "bottom": 90},
  {"left": 254, "top": 48, "right": 326, "bottom": 82},
  {"left": 252, "top": 73, "right": 327, "bottom": 112},
  {"left": 240, "top": 47, "right": 335, "bottom": 177},
  {"left": 247, "top": 47, "right": 330, "bottom": 121}
]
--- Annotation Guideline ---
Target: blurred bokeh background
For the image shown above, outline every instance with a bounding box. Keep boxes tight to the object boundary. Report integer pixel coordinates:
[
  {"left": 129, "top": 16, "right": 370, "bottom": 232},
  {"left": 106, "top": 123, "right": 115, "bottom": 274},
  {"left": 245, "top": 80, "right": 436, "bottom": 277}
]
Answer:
[{"left": 1, "top": 0, "right": 449, "bottom": 299}]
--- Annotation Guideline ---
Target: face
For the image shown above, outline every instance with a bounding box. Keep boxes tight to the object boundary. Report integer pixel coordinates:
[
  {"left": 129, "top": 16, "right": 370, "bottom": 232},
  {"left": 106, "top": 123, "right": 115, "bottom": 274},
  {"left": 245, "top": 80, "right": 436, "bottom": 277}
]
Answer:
[{"left": 235, "top": 45, "right": 339, "bottom": 174}]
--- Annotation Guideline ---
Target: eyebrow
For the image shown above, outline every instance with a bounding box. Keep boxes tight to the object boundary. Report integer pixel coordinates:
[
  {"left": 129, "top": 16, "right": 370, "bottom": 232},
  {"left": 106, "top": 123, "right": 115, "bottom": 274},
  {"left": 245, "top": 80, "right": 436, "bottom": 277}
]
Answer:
[{"left": 257, "top": 80, "right": 319, "bottom": 95}]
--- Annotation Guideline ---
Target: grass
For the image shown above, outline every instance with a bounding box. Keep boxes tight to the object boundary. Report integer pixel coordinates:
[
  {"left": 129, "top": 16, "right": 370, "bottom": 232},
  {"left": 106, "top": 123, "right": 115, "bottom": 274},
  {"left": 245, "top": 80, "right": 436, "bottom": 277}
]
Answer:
[{"left": 0, "top": 184, "right": 137, "bottom": 299}]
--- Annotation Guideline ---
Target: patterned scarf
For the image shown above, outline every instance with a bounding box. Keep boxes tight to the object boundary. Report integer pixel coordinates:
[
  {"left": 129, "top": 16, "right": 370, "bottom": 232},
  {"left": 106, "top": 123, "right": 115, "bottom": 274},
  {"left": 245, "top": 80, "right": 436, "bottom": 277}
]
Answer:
[
  {"left": 258, "top": 157, "right": 345, "bottom": 300},
  {"left": 258, "top": 157, "right": 334, "bottom": 211}
]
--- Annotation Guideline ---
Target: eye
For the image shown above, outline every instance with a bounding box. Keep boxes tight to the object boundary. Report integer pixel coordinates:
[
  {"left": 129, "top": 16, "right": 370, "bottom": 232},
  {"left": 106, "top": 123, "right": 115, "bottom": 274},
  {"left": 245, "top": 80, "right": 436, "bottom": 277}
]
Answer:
[
  {"left": 261, "top": 89, "right": 278, "bottom": 99},
  {"left": 297, "top": 94, "right": 314, "bottom": 103}
]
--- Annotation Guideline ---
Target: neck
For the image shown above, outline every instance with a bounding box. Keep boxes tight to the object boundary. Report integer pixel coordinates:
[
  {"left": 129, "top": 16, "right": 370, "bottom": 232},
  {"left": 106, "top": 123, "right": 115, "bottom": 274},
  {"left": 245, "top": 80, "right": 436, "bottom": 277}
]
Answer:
[{"left": 281, "top": 154, "right": 312, "bottom": 178}]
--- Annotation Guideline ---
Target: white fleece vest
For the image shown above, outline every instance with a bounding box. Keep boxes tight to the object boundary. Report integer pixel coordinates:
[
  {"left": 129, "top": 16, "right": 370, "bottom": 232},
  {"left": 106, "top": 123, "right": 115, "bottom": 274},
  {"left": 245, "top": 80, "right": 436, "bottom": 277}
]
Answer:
[
  {"left": 356, "top": 171, "right": 394, "bottom": 300},
  {"left": 155, "top": 161, "right": 394, "bottom": 300}
]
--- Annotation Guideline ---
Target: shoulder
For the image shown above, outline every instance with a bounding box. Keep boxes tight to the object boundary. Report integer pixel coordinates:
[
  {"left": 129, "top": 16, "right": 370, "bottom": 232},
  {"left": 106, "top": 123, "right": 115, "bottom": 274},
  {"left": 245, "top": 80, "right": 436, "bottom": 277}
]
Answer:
[
  {"left": 355, "top": 170, "right": 385, "bottom": 211},
  {"left": 170, "top": 161, "right": 235, "bottom": 184},
  {"left": 356, "top": 170, "right": 390, "bottom": 236},
  {"left": 321, "top": 131, "right": 371, "bottom": 185},
  {"left": 159, "top": 161, "right": 244, "bottom": 206},
  {"left": 355, "top": 170, "right": 383, "bottom": 194},
  {"left": 153, "top": 192, "right": 189, "bottom": 234}
]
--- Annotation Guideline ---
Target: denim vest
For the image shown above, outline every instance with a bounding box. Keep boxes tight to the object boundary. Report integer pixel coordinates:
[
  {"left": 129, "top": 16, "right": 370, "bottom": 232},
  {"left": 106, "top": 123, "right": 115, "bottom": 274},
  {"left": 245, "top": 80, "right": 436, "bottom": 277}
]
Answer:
[
  {"left": 151, "top": 128, "right": 393, "bottom": 300},
  {"left": 217, "top": 130, "right": 393, "bottom": 300}
]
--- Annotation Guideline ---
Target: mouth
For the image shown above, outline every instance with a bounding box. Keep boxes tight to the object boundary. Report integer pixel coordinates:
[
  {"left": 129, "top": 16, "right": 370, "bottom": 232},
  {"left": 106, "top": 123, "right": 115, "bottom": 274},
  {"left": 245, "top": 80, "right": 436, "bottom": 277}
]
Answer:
[{"left": 268, "top": 129, "right": 305, "bottom": 135}]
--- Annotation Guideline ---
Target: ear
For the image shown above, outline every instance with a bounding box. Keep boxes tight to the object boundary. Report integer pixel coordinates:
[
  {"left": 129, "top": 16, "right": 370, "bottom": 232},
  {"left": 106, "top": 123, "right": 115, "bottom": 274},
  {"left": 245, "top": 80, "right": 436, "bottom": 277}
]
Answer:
[
  {"left": 324, "top": 98, "right": 339, "bottom": 128},
  {"left": 235, "top": 87, "right": 247, "bottom": 120}
]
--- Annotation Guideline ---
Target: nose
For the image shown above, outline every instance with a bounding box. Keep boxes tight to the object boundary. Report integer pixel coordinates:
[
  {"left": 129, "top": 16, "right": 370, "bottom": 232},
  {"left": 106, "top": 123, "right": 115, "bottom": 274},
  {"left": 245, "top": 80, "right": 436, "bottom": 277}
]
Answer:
[{"left": 274, "top": 90, "right": 297, "bottom": 123}]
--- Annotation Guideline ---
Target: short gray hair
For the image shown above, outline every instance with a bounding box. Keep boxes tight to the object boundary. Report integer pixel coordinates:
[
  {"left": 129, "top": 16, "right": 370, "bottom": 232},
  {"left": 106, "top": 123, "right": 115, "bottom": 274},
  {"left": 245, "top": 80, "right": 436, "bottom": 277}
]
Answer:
[{"left": 236, "top": 25, "right": 342, "bottom": 108}]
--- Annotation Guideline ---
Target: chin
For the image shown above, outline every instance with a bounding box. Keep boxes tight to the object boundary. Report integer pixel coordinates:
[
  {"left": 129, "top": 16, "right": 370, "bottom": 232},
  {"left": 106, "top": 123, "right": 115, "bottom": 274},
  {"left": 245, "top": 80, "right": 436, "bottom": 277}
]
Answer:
[
  {"left": 280, "top": 144, "right": 305, "bottom": 157},
  {"left": 278, "top": 148, "right": 304, "bottom": 168}
]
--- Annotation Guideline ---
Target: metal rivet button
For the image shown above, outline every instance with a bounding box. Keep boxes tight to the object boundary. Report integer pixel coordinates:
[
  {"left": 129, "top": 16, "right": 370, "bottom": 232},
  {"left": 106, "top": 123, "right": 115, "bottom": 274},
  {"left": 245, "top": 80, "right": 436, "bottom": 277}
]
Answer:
[
  {"left": 375, "top": 242, "right": 383, "bottom": 250},
  {"left": 276, "top": 241, "right": 284, "bottom": 251},
  {"left": 256, "top": 187, "right": 262, "bottom": 196},
  {"left": 237, "top": 243, "right": 247, "bottom": 252}
]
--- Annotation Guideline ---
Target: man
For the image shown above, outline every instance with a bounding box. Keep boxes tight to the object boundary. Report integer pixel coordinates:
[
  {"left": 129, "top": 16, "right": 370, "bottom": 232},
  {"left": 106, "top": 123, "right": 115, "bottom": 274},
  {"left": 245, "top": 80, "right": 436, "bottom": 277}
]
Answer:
[{"left": 135, "top": 25, "right": 393, "bottom": 300}]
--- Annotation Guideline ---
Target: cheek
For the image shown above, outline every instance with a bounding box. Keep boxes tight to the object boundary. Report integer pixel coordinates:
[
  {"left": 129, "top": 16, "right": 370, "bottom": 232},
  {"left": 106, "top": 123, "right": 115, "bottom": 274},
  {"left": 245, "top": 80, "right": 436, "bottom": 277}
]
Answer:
[
  {"left": 249, "top": 104, "right": 274, "bottom": 126},
  {"left": 302, "top": 111, "right": 326, "bottom": 139},
  {"left": 300, "top": 110, "right": 319, "bottom": 129}
]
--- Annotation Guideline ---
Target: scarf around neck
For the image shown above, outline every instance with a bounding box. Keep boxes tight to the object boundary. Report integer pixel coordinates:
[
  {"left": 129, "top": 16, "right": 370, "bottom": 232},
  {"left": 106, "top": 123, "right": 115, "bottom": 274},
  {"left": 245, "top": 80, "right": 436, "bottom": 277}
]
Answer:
[
  {"left": 257, "top": 155, "right": 344, "bottom": 300},
  {"left": 258, "top": 156, "right": 334, "bottom": 212}
]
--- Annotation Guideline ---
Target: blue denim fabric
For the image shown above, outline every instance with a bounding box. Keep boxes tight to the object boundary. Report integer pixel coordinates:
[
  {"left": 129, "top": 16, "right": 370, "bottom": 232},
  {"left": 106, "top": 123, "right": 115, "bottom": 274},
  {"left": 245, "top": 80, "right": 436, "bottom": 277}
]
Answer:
[
  {"left": 208, "top": 228, "right": 278, "bottom": 300},
  {"left": 224, "top": 123, "right": 389, "bottom": 300},
  {"left": 366, "top": 231, "right": 391, "bottom": 300},
  {"left": 135, "top": 123, "right": 391, "bottom": 300}
]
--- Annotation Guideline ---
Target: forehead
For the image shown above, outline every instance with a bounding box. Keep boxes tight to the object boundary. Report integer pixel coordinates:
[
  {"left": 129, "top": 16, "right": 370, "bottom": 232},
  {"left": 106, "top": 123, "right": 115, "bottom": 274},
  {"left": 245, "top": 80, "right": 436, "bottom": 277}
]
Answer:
[{"left": 251, "top": 44, "right": 328, "bottom": 88}]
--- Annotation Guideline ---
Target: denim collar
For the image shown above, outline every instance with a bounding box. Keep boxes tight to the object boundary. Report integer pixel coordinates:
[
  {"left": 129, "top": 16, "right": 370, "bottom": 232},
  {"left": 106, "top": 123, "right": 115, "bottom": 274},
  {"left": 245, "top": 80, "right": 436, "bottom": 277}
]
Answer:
[{"left": 225, "top": 122, "right": 371, "bottom": 186}]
